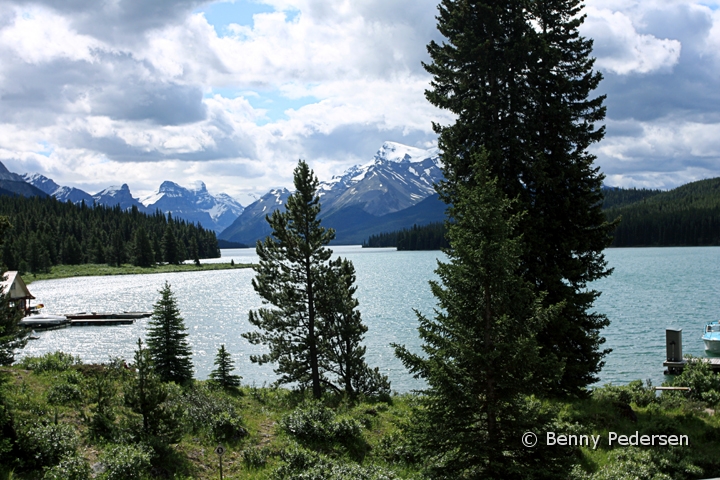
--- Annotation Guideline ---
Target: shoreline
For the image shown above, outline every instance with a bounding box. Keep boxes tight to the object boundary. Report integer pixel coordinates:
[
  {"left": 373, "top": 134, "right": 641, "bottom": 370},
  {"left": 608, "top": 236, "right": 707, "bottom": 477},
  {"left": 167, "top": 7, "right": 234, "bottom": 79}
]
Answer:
[{"left": 23, "top": 262, "right": 254, "bottom": 284}]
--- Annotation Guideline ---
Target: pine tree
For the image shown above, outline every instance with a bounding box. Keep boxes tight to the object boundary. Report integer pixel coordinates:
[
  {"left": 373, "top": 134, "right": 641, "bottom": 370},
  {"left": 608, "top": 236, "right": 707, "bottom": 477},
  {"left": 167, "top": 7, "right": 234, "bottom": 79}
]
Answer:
[
  {"left": 209, "top": 345, "right": 241, "bottom": 388},
  {"left": 318, "top": 258, "right": 390, "bottom": 397},
  {"left": 242, "top": 160, "right": 334, "bottom": 399},
  {"left": 424, "top": 0, "right": 615, "bottom": 395},
  {"left": 146, "top": 281, "right": 193, "bottom": 384},
  {"left": 125, "top": 338, "right": 180, "bottom": 441},
  {"left": 162, "top": 225, "right": 181, "bottom": 265},
  {"left": 395, "top": 153, "right": 563, "bottom": 478},
  {"left": 131, "top": 226, "right": 155, "bottom": 268}
]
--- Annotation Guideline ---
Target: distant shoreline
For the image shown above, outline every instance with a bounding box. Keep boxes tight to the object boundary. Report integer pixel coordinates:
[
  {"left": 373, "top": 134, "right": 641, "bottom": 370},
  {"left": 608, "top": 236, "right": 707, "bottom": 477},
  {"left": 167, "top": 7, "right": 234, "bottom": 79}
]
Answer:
[{"left": 23, "top": 262, "right": 253, "bottom": 284}]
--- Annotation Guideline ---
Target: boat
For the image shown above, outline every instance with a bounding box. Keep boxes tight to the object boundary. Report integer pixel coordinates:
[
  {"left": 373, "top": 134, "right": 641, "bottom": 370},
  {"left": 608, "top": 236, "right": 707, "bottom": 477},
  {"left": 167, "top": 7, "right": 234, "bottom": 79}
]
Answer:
[
  {"left": 703, "top": 321, "right": 720, "bottom": 353},
  {"left": 19, "top": 314, "right": 70, "bottom": 330}
]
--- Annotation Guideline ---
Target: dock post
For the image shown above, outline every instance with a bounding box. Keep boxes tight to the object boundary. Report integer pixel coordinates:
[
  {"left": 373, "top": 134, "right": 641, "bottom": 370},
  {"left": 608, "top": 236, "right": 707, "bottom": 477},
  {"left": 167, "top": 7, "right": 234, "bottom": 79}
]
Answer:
[{"left": 665, "top": 328, "right": 684, "bottom": 374}]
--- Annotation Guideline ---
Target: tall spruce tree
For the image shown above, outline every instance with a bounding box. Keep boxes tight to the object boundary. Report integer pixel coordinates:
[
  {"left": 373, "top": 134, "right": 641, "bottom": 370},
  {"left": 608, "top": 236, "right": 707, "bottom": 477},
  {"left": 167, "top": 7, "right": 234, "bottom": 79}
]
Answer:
[
  {"left": 131, "top": 226, "right": 155, "bottom": 268},
  {"left": 243, "top": 160, "right": 334, "bottom": 399},
  {"left": 425, "top": 0, "right": 614, "bottom": 395},
  {"left": 395, "top": 153, "right": 563, "bottom": 478},
  {"left": 146, "top": 281, "right": 193, "bottom": 384}
]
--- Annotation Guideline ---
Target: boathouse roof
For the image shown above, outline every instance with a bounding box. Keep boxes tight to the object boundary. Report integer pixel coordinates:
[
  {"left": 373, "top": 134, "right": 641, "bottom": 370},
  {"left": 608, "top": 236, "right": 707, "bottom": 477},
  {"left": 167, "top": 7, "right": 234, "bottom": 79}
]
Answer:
[{"left": 0, "top": 271, "right": 35, "bottom": 300}]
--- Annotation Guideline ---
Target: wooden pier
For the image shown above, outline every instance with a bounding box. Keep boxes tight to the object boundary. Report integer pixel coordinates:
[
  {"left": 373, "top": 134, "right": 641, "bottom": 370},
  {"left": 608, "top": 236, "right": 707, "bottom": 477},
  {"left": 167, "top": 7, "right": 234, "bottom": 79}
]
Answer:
[
  {"left": 664, "top": 357, "right": 720, "bottom": 375},
  {"left": 70, "top": 318, "right": 135, "bottom": 327}
]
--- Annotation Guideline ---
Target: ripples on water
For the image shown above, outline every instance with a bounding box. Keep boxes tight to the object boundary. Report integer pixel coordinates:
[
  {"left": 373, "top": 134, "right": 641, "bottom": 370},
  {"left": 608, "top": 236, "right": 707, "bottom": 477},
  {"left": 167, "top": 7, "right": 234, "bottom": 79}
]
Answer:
[{"left": 19, "top": 246, "right": 720, "bottom": 392}]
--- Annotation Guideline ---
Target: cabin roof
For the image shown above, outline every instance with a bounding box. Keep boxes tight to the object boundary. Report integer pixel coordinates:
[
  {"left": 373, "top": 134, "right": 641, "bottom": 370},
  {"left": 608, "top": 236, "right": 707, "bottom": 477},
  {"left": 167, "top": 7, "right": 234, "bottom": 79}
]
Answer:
[{"left": 0, "top": 271, "right": 35, "bottom": 300}]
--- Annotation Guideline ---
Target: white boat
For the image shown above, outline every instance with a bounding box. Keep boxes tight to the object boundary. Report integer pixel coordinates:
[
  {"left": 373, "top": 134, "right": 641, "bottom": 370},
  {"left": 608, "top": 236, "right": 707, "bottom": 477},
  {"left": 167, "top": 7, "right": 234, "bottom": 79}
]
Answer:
[
  {"left": 19, "top": 314, "right": 70, "bottom": 330},
  {"left": 702, "top": 321, "right": 720, "bottom": 353}
]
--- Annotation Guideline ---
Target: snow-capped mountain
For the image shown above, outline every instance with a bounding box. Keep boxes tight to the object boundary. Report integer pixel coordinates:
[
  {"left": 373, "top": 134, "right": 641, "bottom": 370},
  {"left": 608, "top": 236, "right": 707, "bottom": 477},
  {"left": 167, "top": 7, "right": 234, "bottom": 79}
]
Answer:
[
  {"left": 318, "top": 141, "right": 442, "bottom": 216},
  {"left": 0, "top": 162, "right": 47, "bottom": 198},
  {"left": 219, "top": 141, "right": 445, "bottom": 245},
  {"left": 140, "top": 181, "right": 244, "bottom": 233},
  {"left": 93, "top": 184, "right": 146, "bottom": 212},
  {"left": 219, "top": 188, "right": 291, "bottom": 245},
  {"left": 22, "top": 173, "right": 93, "bottom": 204}
]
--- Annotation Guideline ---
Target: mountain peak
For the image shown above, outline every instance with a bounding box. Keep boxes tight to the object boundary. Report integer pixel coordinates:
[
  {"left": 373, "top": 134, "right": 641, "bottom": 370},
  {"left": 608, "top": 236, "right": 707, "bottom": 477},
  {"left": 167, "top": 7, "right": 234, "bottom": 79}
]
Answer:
[{"left": 374, "top": 141, "right": 439, "bottom": 164}]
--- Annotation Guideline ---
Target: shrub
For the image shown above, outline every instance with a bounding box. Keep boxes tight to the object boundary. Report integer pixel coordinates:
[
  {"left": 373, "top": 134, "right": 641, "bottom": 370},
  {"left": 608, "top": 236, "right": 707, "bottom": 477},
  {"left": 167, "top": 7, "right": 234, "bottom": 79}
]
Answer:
[
  {"left": 208, "top": 410, "right": 247, "bottom": 442},
  {"left": 273, "top": 446, "right": 396, "bottom": 480},
  {"left": 46, "top": 383, "right": 82, "bottom": 406},
  {"left": 280, "top": 401, "right": 362, "bottom": 444},
  {"left": 17, "top": 422, "right": 79, "bottom": 469},
  {"left": 19, "top": 352, "right": 81, "bottom": 374},
  {"left": 180, "top": 385, "right": 245, "bottom": 441},
  {"left": 99, "top": 444, "right": 152, "bottom": 480},
  {"left": 242, "top": 446, "right": 270, "bottom": 469},
  {"left": 42, "top": 454, "right": 91, "bottom": 480},
  {"left": 670, "top": 357, "right": 720, "bottom": 405}
]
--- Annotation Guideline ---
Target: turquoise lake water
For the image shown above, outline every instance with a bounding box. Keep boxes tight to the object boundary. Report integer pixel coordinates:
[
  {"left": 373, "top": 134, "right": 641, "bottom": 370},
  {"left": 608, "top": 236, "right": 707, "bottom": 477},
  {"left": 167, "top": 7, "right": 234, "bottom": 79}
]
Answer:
[{"left": 18, "top": 246, "right": 720, "bottom": 392}]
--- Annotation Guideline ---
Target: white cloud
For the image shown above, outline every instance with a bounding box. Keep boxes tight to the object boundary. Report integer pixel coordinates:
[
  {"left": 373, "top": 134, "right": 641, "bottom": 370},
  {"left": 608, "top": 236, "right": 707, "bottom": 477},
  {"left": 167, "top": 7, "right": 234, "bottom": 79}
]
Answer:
[
  {"left": 584, "top": 6, "right": 682, "bottom": 75},
  {"left": 2, "top": 0, "right": 720, "bottom": 204}
]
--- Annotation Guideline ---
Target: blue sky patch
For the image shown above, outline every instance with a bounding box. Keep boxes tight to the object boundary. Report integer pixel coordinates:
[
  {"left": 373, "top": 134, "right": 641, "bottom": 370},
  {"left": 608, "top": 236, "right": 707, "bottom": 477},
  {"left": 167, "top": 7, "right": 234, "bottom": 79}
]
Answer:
[
  {"left": 206, "top": 87, "right": 318, "bottom": 125},
  {"left": 196, "top": 0, "right": 275, "bottom": 37}
]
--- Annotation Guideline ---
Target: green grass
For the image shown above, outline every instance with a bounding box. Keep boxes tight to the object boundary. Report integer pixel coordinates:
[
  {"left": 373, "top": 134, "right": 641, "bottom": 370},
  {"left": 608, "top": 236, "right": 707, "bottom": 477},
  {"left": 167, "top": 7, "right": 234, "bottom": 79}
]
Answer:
[
  {"left": 23, "top": 262, "right": 253, "bottom": 284},
  {"left": 0, "top": 361, "right": 420, "bottom": 480}
]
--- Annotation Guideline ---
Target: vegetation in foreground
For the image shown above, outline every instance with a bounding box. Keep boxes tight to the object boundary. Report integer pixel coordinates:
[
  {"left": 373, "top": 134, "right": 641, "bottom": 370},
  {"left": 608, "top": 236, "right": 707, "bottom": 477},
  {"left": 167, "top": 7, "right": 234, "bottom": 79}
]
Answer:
[
  {"left": 22, "top": 261, "right": 252, "bottom": 284},
  {"left": 3, "top": 354, "right": 720, "bottom": 479}
]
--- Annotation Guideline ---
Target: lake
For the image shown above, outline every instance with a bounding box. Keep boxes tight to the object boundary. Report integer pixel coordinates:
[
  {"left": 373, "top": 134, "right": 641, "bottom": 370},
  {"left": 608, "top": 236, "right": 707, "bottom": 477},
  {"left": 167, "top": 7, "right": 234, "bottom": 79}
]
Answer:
[{"left": 17, "top": 246, "right": 720, "bottom": 392}]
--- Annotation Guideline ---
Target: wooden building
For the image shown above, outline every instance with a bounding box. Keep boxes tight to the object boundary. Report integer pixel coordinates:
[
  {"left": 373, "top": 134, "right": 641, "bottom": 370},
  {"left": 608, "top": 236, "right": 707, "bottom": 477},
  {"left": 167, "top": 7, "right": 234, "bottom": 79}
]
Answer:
[{"left": 0, "top": 271, "right": 35, "bottom": 315}]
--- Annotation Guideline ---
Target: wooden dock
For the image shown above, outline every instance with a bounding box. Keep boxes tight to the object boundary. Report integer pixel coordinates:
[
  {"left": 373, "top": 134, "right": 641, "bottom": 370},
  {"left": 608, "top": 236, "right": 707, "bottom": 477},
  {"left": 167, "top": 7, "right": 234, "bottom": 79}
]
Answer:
[
  {"left": 70, "top": 318, "right": 135, "bottom": 327},
  {"left": 664, "top": 357, "right": 720, "bottom": 375}
]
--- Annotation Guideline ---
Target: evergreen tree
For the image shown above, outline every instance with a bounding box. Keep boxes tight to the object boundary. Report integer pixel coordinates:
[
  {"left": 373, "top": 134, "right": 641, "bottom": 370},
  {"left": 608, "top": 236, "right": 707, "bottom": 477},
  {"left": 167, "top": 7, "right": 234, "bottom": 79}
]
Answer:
[
  {"left": 318, "top": 258, "right": 390, "bottom": 397},
  {"left": 125, "top": 338, "right": 180, "bottom": 441},
  {"left": 162, "top": 225, "right": 181, "bottom": 265},
  {"left": 424, "top": 0, "right": 614, "bottom": 395},
  {"left": 243, "top": 160, "right": 334, "bottom": 399},
  {"left": 107, "top": 231, "right": 126, "bottom": 267},
  {"left": 131, "top": 226, "right": 155, "bottom": 268},
  {"left": 395, "top": 153, "right": 563, "bottom": 478},
  {"left": 61, "top": 236, "right": 84, "bottom": 265},
  {"left": 209, "top": 344, "right": 241, "bottom": 388},
  {"left": 146, "top": 282, "right": 193, "bottom": 384},
  {"left": 189, "top": 236, "right": 200, "bottom": 266}
]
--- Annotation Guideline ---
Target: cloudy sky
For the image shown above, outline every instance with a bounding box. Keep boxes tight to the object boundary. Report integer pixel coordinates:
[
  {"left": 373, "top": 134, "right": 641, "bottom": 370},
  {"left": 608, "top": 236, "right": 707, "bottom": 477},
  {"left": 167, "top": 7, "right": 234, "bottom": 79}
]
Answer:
[{"left": 0, "top": 0, "right": 719, "bottom": 204}]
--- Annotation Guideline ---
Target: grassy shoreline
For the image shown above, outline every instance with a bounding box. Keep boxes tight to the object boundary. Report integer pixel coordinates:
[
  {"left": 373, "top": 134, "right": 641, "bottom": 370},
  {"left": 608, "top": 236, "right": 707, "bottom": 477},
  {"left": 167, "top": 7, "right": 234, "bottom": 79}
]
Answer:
[{"left": 23, "top": 262, "right": 254, "bottom": 284}]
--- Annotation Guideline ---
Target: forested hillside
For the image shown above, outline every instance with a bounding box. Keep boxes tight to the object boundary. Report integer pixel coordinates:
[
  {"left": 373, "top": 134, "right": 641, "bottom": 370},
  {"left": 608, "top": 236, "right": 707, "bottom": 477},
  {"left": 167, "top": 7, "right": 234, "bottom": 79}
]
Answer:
[
  {"left": 364, "top": 180, "right": 720, "bottom": 249},
  {"left": 601, "top": 186, "right": 663, "bottom": 209},
  {"left": 606, "top": 178, "right": 720, "bottom": 247},
  {"left": 0, "top": 195, "right": 220, "bottom": 273},
  {"left": 363, "top": 222, "right": 448, "bottom": 250}
]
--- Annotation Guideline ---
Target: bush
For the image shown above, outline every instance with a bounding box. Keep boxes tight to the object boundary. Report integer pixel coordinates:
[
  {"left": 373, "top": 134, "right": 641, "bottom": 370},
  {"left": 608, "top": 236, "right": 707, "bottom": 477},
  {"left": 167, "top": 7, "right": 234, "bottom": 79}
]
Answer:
[
  {"left": 280, "top": 401, "right": 362, "bottom": 444},
  {"left": 99, "top": 444, "right": 152, "bottom": 480},
  {"left": 670, "top": 357, "right": 720, "bottom": 405},
  {"left": 17, "top": 422, "right": 79, "bottom": 469},
  {"left": 19, "top": 352, "right": 81, "bottom": 374},
  {"left": 273, "top": 446, "right": 396, "bottom": 480},
  {"left": 180, "top": 385, "right": 245, "bottom": 441},
  {"left": 242, "top": 446, "right": 270, "bottom": 469},
  {"left": 208, "top": 410, "right": 247, "bottom": 442},
  {"left": 42, "top": 454, "right": 91, "bottom": 480},
  {"left": 46, "top": 383, "right": 83, "bottom": 406}
]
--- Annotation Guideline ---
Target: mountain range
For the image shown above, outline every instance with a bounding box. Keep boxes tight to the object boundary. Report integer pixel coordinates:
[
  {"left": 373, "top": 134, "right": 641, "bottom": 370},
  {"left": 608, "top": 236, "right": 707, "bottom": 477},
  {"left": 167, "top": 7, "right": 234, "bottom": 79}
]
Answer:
[
  {"left": 1, "top": 140, "right": 448, "bottom": 243},
  {"left": 219, "top": 141, "right": 447, "bottom": 245},
  {"left": 18, "top": 173, "right": 244, "bottom": 233}
]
